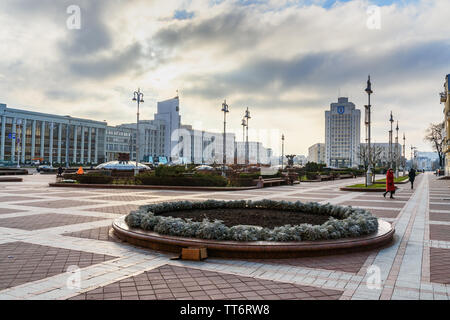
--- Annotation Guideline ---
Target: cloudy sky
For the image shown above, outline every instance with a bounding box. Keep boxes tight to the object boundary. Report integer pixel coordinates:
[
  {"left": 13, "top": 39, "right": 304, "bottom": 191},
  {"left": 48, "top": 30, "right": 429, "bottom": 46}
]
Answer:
[{"left": 0, "top": 0, "right": 448, "bottom": 156}]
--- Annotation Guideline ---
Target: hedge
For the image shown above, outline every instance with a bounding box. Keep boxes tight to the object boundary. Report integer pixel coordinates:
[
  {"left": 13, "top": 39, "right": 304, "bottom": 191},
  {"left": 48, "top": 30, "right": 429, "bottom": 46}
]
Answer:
[
  {"left": 125, "top": 199, "right": 379, "bottom": 242},
  {"left": 77, "top": 173, "right": 114, "bottom": 184},
  {"left": 136, "top": 173, "right": 227, "bottom": 187}
]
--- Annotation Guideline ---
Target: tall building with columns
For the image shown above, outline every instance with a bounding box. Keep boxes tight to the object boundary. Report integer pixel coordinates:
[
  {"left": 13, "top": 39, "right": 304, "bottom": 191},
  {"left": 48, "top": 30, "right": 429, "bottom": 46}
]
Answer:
[{"left": 0, "top": 103, "right": 106, "bottom": 165}]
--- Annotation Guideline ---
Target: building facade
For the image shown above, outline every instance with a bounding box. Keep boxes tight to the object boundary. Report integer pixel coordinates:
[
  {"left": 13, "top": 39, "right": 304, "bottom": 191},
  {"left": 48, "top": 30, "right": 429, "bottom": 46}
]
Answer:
[
  {"left": 1, "top": 97, "right": 272, "bottom": 167},
  {"left": 154, "top": 97, "right": 181, "bottom": 159},
  {"left": 307, "top": 143, "right": 325, "bottom": 164},
  {"left": 0, "top": 103, "right": 106, "bottom": 165},
  {"left": 325, "top": 97, "right": 361, "bottom": 168},
  {"left": 441, "top": 74, "right": 450, "bottom": 175}
]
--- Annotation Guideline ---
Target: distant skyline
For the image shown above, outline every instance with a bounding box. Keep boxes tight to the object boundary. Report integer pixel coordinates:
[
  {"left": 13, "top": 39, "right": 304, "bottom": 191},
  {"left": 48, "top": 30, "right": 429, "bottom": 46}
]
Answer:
[{"left": 0, "top": 0, "right": 448, "bottom": 157}]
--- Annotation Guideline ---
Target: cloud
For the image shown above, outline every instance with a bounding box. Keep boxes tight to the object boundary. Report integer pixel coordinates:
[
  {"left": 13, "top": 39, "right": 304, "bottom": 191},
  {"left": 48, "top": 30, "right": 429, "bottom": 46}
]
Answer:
[
  {"left": 67, "top": 43, "right": 143, "bottom": 79},
  {"left": 0, "top": 0, "right": 448, "bottom": 155}
]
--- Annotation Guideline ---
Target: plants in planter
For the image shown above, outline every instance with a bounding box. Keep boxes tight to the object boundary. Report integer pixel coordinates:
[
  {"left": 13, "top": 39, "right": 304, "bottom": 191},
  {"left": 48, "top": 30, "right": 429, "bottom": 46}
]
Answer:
[
  {"left": 125, "top": 199, "right": 378, "bottom": 242},
  {"left": 135, "top": 172, "right": 227, "bottom": 187},
  {"left": 77, "top": 173, "right": 113, "bottom": 184}
]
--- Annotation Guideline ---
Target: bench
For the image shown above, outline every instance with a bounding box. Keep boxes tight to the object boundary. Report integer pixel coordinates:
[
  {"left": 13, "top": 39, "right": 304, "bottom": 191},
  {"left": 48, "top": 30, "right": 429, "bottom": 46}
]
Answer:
[{"left": 253, "top": 177, "right": 288, "bottom": 188}]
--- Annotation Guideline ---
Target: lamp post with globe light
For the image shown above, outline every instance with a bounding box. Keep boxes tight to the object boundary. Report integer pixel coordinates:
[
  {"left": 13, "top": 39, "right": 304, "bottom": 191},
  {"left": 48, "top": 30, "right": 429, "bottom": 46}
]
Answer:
[
  {"left": 244, "top": 108, "right": 251, "bottom": 168},
  {"left": 221, "top": 100, "right": 229, "bottom": 177}
]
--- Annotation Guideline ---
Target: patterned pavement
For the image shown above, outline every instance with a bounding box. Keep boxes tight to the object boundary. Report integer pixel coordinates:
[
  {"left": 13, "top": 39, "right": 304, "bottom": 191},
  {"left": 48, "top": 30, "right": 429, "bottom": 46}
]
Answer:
[{"left": 0, "top": 172, "right": 448, "bottom": 300}]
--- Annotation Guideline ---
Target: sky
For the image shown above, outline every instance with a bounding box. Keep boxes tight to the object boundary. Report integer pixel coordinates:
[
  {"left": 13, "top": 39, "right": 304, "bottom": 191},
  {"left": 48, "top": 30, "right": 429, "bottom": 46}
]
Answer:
[{"left": 0, "top": 0, "right": 448, "bottom": 157}]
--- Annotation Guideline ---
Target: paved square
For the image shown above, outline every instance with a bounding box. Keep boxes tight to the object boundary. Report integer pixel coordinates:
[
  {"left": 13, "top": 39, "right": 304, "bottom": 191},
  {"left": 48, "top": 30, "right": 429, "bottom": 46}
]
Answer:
[
  {"left": 0, "top": 213, "right": 108, "bottom": 231},
  {"left": 0, "top": 172, "right": 448, "bottom": 300},
  {"left": 69, "top": 264, "right": 342, "bottom": 300},
  {"left": 0, "top": 241, "right": 117, "bottom": 290}
]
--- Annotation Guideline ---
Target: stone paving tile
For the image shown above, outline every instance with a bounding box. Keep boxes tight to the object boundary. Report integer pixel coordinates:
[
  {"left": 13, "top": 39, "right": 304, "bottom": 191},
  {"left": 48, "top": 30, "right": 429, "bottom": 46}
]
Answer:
[
  {"left": 193, "top": 194, "right": 252, "bottom": 200},
  {"left": 63, "top": 226, "right": 116, "bottom": 242},
  {"left": 0, "top": 213, "right": 108, "bottom": 231},
  {"left": 269, "top": 197, "right": 325, "bottom": 202},
  {"left": 430, "top": 248, "right": 450, "bottom": 284},
  {"left": 88, "top": 195, "right": 158, "bottom": 202},
  {"left": 0, "top": 241, "right": 117, "bottom": 290},
  {"left": 430, "top": 224, "right": 450, "bottom": 242},
  {"left": 85, "top": 204, "right": 141, "bottom": 215},
  {"left": 135, "top": 191, "right": 201, "bottom": 197},
  {"left": 289, "top": 193, "right": 338, "bottom": 199},
  {"left": 367, "top": 209, "right": 400, "bottom": 219},
  {"left": 0, "top": 196, "right": 43, "bottom": 202},
  {"left": 69, "top": 264, "right": 343, "bottom": 300},
  {"left": 248, "top": 250, "right": 377, "bottom": 274},
  {"left": 18, "top": 199, "right": 103, "bottom": 209},
  {"left": 430, "top": 212, "right": 450, "bottom": 222},
  {"left": 50, "top": 192, "right": 103, "bottom": 198},
  {"left": 430, "top": 204, "right": 450, "bottom": 211},
  {"left": 0, "top": 208, "right": 27, "bottom": 215},
  {"left": 340, "top": 200, "right": 406, "bottom": 209}
]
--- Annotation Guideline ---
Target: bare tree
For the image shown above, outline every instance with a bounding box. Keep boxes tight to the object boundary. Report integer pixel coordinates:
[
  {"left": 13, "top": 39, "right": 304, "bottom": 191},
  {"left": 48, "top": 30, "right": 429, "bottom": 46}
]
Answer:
[
  {"left": 424, "top": 121, "right": 445, "bottom": 168},
  {"left": 359, "top": 144, "right": 384, "bottom": 182}
]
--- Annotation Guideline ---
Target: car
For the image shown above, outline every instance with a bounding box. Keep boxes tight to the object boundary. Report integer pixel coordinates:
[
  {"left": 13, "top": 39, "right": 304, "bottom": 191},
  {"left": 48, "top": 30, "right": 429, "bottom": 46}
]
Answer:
[{"left": 37, "top": 165, "right": 54, "bottom": 173}]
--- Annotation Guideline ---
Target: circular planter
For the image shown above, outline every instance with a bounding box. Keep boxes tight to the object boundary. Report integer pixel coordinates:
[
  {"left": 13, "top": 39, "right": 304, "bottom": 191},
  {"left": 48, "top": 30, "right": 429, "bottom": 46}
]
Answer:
[{"left": 112, "top": 216, "right": 394, "bottom": 259}]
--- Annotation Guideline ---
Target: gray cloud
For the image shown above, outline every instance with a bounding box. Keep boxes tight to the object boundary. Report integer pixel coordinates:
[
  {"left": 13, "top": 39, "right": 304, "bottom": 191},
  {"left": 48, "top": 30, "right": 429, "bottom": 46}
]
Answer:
[
  {"left": 67, "top": 43, "right": 143, "bottom": 79},
  {"left": 185, "top": 39, "right": 450, "bottom": 106},
  {"left": 153, "top": 9, "right": 263, "bottom": 52}
]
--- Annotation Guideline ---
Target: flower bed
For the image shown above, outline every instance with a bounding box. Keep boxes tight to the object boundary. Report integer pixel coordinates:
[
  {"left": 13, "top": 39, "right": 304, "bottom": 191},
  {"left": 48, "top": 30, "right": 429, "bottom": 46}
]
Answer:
[{"left": 125, "top": 199, "right": 378, "bottom": 242}]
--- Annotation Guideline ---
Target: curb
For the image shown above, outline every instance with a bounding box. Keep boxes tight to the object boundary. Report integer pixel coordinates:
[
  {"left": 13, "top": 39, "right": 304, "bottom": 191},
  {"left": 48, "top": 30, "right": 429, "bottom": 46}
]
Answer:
[
  {"left": 112, "top": 216, "right": 395, "bottom": 259},
  {"left": 49, "top": 183, "right": 259, "bottom": 192}
]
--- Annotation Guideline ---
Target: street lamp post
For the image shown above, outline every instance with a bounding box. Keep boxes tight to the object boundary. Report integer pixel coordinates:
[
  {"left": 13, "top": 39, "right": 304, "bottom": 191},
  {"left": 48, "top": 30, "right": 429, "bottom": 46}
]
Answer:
[
  {"left": 244, "top": 108, "right": 251, "bottom": 168},
  {"left": 365, "top": 76, "right": 373, "bottom": 186},
  {"left": 389, "top": 111, "right": 394, "bottom": 170},
  {"left": 281, "top": 134, "right": 285, "bottom": 170},
  {"left": 410, "top": 145, "right": 417, "bottom": 169},
  {"left": 132, "top": 89, "right": 144, "bottom": 176},
  {"left": 221, "top": 100, "right": 229, "bottom": 177},
  {"left": 403, "top": 133, "right": 406, "bottom": 176},
  {"left": 16, "top": 119, "right": 22, "bottom": 168},
  {"left": 395, "top": 121, "right": 399, "bottom": 178},
  {"left": 241, "top": 118, "right": 246, "bottom": 165}
]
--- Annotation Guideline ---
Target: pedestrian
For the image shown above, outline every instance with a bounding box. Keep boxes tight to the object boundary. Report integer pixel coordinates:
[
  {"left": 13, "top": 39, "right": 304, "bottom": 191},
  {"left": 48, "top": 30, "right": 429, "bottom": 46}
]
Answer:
[
  {"left": 408, "top": 168, "right": 416, "bottom": 189},
  {"left": 57, "top": 166, "right": 63, "bottom": 177},
  {"left": 383, "top": 168, "right": 396, "bottom": 199}
]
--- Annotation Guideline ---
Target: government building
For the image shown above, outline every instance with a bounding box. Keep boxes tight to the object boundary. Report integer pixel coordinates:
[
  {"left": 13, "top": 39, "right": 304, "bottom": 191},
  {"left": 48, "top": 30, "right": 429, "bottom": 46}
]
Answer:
[{"left": 0, "top": 97, "right": 272, "bottom": 166}]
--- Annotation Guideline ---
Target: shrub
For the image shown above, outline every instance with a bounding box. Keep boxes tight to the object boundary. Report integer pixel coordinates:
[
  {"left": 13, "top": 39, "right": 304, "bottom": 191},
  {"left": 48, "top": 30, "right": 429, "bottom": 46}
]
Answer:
[
  {"left": 77, "top": 173, "right": 113, "bottom": 184},
  {"left": 136, "top": 172, "right": 227, "bottom": 187},
  {"left": 125, "top": 199, "right": 378, "bottom": 242},
  {"left": 154, "top": 165, "right": 186, "bottom": 177}
]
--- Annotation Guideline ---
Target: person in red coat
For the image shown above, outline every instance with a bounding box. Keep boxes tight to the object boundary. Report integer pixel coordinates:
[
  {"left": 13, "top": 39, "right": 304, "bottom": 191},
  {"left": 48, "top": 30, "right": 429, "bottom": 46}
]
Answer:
[{"left": 383, "top": 168, "right": 396, "bottom": 199}]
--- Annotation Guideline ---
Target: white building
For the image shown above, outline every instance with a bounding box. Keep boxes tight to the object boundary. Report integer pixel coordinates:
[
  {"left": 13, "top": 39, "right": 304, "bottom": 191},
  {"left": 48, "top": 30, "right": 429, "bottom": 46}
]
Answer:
[
  {"left": 235, "top": 141, "right": 270, "bottom": 165},
  {"left": 325, "top": 97, "right": 361, "bottom": 168},
  {"left": 1, "top": 97, "right": 272, "bottom": 167},
  {"left": 0, "top": 103, "right": 106, "bottom": 165},
  {"left": 307, "top": 143, "right": 326, "bottom": 164},
  {"left": 176, "top": 125, "right": 236, "bottom": 164},
  {"left": 105, "top": 126, "right": 132, "bottom": 162},
  {"left": 154, "top": 97, "right": 181, "bottom": 159}
]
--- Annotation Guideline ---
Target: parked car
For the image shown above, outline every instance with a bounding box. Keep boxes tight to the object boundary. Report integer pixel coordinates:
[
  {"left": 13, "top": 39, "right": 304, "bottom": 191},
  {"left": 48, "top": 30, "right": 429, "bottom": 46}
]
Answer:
[{"left": 37, "top": 165, "right": 55, "bottom": 173}]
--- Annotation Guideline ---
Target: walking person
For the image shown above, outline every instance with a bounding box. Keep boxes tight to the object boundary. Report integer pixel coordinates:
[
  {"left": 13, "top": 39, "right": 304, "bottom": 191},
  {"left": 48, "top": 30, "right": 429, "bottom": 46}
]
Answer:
[
  {"left": 57, "top": 166, "right": 64, "bottom": 178},
  {"left": 408, "top": 168, "right": 416, "bottom": 189},
  {"left": 383, "top": 168, "right": 396, "bottom": 199}
]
